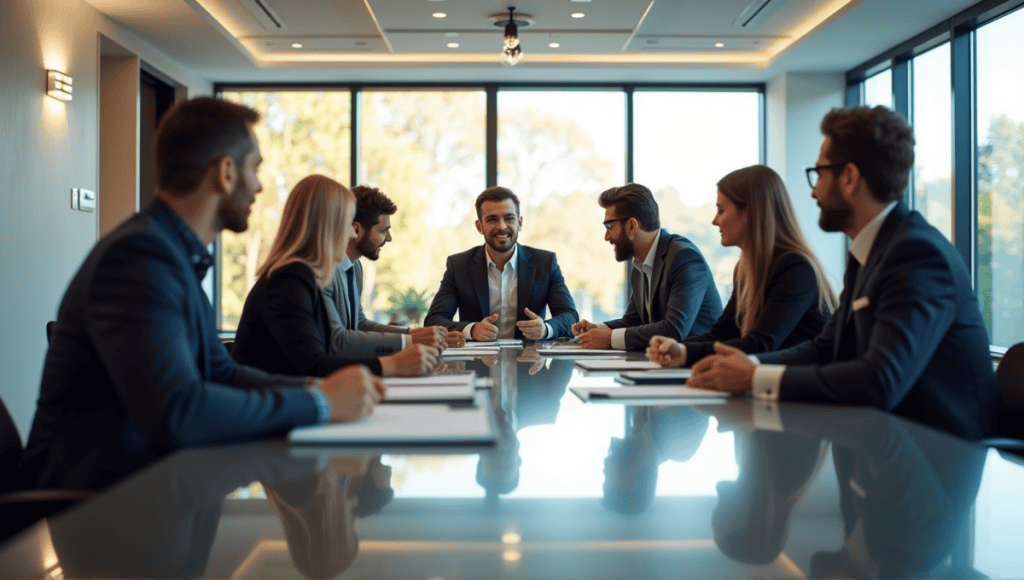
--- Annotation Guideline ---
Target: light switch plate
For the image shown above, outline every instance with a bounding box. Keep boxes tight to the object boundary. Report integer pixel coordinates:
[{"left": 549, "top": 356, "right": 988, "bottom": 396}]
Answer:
[
  {"left": 79, "top": 189, "right": 96, "bottom": 212},
  {"left": 70, "top": 188, "right": 79, "bottom": 210}
]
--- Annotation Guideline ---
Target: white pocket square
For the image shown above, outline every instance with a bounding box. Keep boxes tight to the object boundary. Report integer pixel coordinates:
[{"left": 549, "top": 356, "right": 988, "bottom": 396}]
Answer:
[{"left": 852, "top": 296, "right": 870, "bottom": 311}]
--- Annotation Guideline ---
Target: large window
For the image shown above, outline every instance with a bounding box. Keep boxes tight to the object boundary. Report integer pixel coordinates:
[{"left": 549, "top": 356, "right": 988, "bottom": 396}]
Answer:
[
  {"left": 633, "top": 91, "right": 761, "bottom": 304},
  {"left": 912, "top": 43, "right": 953, "bottom": 241},
  {"left": 863, "top": 69, "right": 893, "bottom": 108},
  {"left": 219, "top": 86, "right": 763, "bottom": 331},
  {"left": 976, "top": 7, "right": 1024, "bottom": 348}
]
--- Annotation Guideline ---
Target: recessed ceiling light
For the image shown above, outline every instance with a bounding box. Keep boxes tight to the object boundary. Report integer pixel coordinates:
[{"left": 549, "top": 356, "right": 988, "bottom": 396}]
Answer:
[
  {"left": 715, "top": 42, "right": 725, "bottom": 48},
  {"left": 549, "top": 42, "right": 560, "bottom": 48},
  {"left": 433, "top": 12, "right": 446, "bottom": 18},
  {"left": 571, "top": 12, "right": 585, "bottom": 18},
  {"left": 291, "top": 43, "right": 303, "bottom": 48},
  {"left": 447, "top": 42, "right": 459, "bottom": 48}
]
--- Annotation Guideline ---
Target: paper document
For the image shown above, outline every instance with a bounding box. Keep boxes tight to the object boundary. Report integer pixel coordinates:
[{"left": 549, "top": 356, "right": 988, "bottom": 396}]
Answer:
[
  {"left": 382, "top": 374, "right": 476, "bottom": 387},
  {"left": 384, "top": 385, "right": 475, "bottom": 403},
  {"left": 441, "top": 348, "right": 500, "bottom": 357},
  {"left": 575, "top": 359, "right": 662, "bottom": 371},
  {"left": 460, "top": 340, "right": 522, "bottom": 347},
  {"left": 570, "top": 385, "right": 729, "bottom": 403},
  {"left": 540, "top": 347, "right": 624, "bottom": 356},
  {"left": 616, "top": 369, "right": 693, "bottom": 384},
  {"left": 289, "top": 404, "right": 495, "bottom": 445}
]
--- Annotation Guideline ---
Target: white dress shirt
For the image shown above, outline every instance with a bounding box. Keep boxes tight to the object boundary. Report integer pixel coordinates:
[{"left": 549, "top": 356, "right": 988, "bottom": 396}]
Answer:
[
  {"left": 599, "top": 229, "right": 660, "bottom": 350},
  {"left": 751, "top": 201, "right": 898, "bottom": 400},
  {"left": 462, "top": 245, "right": 553, "bottom": 341}
]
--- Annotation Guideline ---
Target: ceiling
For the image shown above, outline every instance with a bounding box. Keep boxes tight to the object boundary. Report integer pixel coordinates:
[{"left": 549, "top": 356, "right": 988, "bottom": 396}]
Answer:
[{"left": 83, "top": 0, "right": 980, "bottom": 84}]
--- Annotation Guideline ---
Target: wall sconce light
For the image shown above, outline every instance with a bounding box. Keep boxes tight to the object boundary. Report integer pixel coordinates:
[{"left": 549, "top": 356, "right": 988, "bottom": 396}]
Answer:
[{"left": 47, "top": 70, "right": 73, "bottom": 102}]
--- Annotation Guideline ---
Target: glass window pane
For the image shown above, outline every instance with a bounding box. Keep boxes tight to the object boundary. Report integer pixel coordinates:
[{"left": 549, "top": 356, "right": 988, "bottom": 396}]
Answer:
[
  {"left": 219, "top": 91, "right": 352, "bottom": 330},
  {"left": 863, "top": 69, "right": 893, "bottom": 108},
  {"left": 976, "top": 8, "right": 1024, "bottom": 348},
  {"left": 359, "top": 91, "right": 486, "bottom": 325},
  {"left": 912, "top": 43, "right": 952, "bottom": 241},
  {"left": 633, "top": 91, "right": 762, "bottom": 303},
  {"left": 497, "top": 90, "right": 627, "bottom": 321}
]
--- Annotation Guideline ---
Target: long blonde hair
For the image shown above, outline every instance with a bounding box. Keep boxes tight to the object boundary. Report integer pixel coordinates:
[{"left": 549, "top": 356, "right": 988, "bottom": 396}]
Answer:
[
  {"left": 256, "top": 174, "right": 354, "bottom": 287},
  {"left": 717, "top": 165, "right": 837, "bottom": 336}
]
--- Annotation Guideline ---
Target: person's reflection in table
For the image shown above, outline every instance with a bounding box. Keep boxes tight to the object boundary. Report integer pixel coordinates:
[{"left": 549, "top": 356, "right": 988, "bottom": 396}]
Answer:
[
  {"left": 712, "top": 429, "right": 826, "bottom": 565},
  {"left": 45, "top": 445, "right": 319, "bottom": 578},
  {"left": 264, "top": 455, "right": 394, "bottom": 579},
  {"left": 602, "top": 406, "right": 710, "bottom": 514}
]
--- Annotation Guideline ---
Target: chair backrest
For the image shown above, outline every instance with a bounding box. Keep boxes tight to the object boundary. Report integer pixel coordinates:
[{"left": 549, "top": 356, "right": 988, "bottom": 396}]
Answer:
[
  {"left": 996, "top": 343, "right": 1024, "bottom": 439},
  {"left": 46, "top": 321, "right": 55, "bottom": 344},
  {"left": 0, "top": 398, "right": 24, "bottom": 493}
]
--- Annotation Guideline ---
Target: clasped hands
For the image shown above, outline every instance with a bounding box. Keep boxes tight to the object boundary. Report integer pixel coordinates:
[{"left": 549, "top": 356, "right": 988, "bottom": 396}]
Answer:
[
  {"left": 645, "top": 335, "right": 755, "bottom": 395},
  {"left": 570, "top": 319, "right": 612, "bottom": 349},
  {"left": 470, "top": 308, "right": 547, "bottom": 341}
]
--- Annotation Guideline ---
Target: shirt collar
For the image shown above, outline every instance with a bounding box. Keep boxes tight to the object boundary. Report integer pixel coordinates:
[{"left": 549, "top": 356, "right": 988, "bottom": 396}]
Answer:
[
  {"left": 848, "top": 201, "right": 898, "bottom": 266},
  {"left": 341, "top": 255, "right": 354, "bottom": 272},
  {"left": 485, "top": 243, "right": 518, "bottom": 272},
  {"left": 149, "top": 198, "right": 214, "bottom": 280},
  {"left": 632, "top": 229, "right": 661, "bottom": 275}
]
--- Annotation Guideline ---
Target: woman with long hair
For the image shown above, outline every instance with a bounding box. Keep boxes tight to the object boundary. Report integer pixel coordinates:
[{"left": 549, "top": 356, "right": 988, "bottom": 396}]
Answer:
[
  {"left": 647, "top": 165, "right": 837, "bottom": 368},
  {"left": 232, "top": 174, "right": 437, "bottom": 378}
]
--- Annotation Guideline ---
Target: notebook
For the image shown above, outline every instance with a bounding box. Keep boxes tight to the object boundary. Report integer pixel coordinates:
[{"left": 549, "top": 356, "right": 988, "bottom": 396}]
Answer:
[{"left": 288, "top": 403, "right": 496, "bottom": 445}]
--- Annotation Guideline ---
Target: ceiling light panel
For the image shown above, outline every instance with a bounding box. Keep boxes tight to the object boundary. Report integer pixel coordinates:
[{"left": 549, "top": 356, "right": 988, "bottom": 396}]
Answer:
[
  {"left": 367, "top": 0, "right": 652, "bottom": 30},
  {"left": 628, "top": 35, "right": 777, "bottom": 52},
  {"left": 255, "top": 36, "right": 387, "bottom": 52},
  {"left": 384, "top": 31, "right": 630, "bottom": 54}
]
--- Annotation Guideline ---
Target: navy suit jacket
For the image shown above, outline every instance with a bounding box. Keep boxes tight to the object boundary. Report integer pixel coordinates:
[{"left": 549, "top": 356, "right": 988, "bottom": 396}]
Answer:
[
  {"left": 19, "top": 200, "right": 319, "bottom": 491},
  {"left": 232, "top": 262, "right": 382, "bottom": 377},
  {"left": 683, "top": 252, "right": 830, "bottom": 365},
  {"left": 758, "top": 202, "right": 999, "bottom": 439},
  {"left": 604, "top": 229, "right": 723, "bottom": 350},
  {"left": 424, "top": 244, "right": 579, "bottom": 339}
]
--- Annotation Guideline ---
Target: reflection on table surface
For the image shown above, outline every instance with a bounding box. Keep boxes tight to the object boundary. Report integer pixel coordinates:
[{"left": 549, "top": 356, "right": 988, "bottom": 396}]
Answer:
[{"left": 2, "top": 347, "right": 1023, "bottom": 579}]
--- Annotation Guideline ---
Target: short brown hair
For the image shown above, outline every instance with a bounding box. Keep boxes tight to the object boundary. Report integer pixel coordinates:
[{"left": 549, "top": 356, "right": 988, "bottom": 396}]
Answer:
[
  {"left": 598, "top": 183, "right": 660, "bottom": 231},
  {"left": 352, "top": 185, "right": 397, "bottom": 229},
  {"left": 155, "top": 97, "right": 260, "bottom": 197},
  {"left": 820, "top": 106, "right": 915, "bottom": 202},
  {"left": 475, "top": 186, "right": 520, "bottom": 219}
]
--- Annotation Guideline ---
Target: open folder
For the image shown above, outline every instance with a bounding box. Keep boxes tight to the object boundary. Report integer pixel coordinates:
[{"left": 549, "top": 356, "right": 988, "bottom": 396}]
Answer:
[
  {"left": 288, "top": 402, "right": 496, "bottom": 445},
  {"left": 570, "top": 385, "right": 729, "bottom": 404}
]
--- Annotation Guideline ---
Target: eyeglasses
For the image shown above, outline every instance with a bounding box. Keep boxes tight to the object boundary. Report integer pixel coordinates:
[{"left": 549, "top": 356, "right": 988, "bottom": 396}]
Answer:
[
  {"left": 602, "top": 218, "right": 630, "bottom": 232},
  {"left": 805, "top": 163, "right": 846, "bottom": 188}
]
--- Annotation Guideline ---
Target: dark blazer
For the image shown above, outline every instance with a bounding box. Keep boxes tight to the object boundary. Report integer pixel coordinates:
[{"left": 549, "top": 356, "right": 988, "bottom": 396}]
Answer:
[
  {"left": 424, "top": 244, "right": 579, "bottom": 339},
  {"left": 19, "top": 200, "right": 319, "bottom": 491},
  {"left": 683, "top": 252, "right": 830, "bottom": 365},
  {"left": 758, "top": 202, "right": 999, "bottom": 439},
  {"left": 232, "top": 262, "right": 382, "bottom": 377},
  {"left": 322, "top": 260, "right": 407, "bottom": 357},
  {"left": 604, "top": 229, "right": 723, "bottom": 350}
]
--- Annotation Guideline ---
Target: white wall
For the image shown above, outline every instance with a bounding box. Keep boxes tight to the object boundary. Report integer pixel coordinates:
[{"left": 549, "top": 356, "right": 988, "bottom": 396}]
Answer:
[
  {"left": 765, "top": 72, "right": 848, "bottom": 293},
  {"left": 0, "top": 0, "right": 211, "bottom": 440}
]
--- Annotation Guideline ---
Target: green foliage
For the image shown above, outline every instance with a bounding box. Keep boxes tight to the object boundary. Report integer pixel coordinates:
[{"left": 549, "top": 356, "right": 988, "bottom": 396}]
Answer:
[{"left": 382, "top": 287, "right": 433, "bottom": 321}]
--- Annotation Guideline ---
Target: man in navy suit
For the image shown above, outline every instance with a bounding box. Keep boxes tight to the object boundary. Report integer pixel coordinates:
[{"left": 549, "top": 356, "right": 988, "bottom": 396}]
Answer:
[
  {"left": 688, "top": 106, "right": 998, "bottom": 440},
  {"left": 573, "top": 183, "right": 723, "bottom": 351},
  {"left": 424, "top": 187, "right": 578, "bottom": 341},
  {"left": 19, "top": 98, "right": 382, "bottom": 490}
]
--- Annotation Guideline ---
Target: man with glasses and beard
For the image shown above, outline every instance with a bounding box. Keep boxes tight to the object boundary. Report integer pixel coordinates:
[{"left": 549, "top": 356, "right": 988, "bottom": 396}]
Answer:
[
  {"left": 425, "top": 186, "right": 578, "bottom": 341},
  {"left": 686, "top": 106, "right": 998, "bottom": 440},
  {"left": 323, "top": 185, "right": 453, "bottom": 357},
  {"left": 573, "top": 183, "right": 722, "bottom": 351}
]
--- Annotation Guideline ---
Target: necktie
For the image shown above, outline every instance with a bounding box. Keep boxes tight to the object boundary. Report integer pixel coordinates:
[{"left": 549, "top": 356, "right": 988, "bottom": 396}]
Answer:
[
  {"left": 844, "top": 256, "right": 860, "bottom": 296},
  {"left": 641, "top": 271, "right": 651, "bottom": 324},
  {"left": 345, "top": 266, "right": 358, "bottom": 326}
]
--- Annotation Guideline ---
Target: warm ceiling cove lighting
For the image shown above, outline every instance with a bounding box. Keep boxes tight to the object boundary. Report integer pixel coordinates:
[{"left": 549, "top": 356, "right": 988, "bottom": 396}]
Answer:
[{"left": 46, "top": 70, "right": 72, "bottom": 101}]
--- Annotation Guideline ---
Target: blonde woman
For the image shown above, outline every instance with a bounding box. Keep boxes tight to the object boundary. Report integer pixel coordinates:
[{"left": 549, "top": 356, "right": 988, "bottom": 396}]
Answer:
[
  {"left": 232, "top": 175, "right": 437, "bottom": 378},
  {"left": 647, "top": 165, "right": 837, "bottom": 368}
]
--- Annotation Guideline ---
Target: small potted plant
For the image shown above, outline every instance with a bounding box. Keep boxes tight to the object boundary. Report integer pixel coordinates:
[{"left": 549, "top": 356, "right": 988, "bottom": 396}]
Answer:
[{"left": 383, "top": 287, "right": 432, "bottom": 325}]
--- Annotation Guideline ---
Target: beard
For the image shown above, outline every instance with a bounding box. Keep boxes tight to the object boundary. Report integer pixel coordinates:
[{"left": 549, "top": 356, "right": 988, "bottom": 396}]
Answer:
[
  {"left": 612, "top": 235, "right": 634, "bottom": 262},
  {"left": 817, "top": 185, "right": 854, "bottom": 233},
  {"left": 356, "top": 233, "right": 383, "bottom": 261},
  {"left": 485, "top": 229, "right": 517, "bottom": 253},
  {"left": 217, "top": 178, "right": 252, "bottom": 234}
]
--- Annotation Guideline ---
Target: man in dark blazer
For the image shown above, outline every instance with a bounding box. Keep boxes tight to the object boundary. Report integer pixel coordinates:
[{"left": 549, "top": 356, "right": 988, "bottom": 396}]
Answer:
[
  {"left": 424, "top": 187, "right": 578, "bottom": 341},
  {"left": 688, "top": 106, "right": 998, "bottom": 440},
  {"left": 573, "top": 183, "right": 723, "bottom": 351},
  {"left": 322, "top": 185, "right": 450, "bottom": 358},
  {"left": 19, "top": 98, "right": 381, "bottom": 491}
]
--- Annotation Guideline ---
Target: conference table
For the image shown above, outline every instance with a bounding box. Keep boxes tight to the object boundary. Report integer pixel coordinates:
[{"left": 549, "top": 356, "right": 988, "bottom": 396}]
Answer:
[{"left": 2, "top": 346, "right": 1023, "bottom": 579}]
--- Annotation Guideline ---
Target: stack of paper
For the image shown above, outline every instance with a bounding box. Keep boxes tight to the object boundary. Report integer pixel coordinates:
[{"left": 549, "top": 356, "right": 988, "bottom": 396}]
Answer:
[
  {"left": 540, "top": 346, "right": 625, "bottom": 356},
  {"left": 570, "top": 385, "right": 729, "bottom": 404},
  {"left": 574, "top": 359, "right": 662, "bottom": 371},
  {"left": 615, "top": 369, "right": 693, "bottom": 385},
  {"left": 382, "top": 373, "right": 477, "bottom": 404},
  {"left": 288, "top": 403, "right": 496, "bottom": 445}
]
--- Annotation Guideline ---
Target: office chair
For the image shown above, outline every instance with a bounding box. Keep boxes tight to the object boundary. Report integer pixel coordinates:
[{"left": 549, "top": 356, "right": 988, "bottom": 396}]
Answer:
[
  {"left": 980, "top": 342, "right": 1024, "bottom": 456},
  {"left": 46, "top": 320, "right": 55, "bottom": 344},
  {"left": 0, "top": 397, "right": 94, "bottom": 543}
]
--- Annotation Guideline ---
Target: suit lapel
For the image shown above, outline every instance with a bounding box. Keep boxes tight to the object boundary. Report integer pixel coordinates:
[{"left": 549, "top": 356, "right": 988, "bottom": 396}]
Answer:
[
  {"left": 516, "top": 245, "right": 535, "bottom": 321},
  {"left": 851, "top": 202, "right": 908, "bottom": 301},
  {"left": 471, "top": 246, "right": 490, "bottom": 317},
  {"left": 647, "top": 230, "right": 672, "bottom": 319}
]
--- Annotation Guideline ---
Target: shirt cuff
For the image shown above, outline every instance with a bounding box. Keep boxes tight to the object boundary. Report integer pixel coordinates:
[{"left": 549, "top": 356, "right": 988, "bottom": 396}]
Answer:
[
  {"left": 307, "top": 382, "right": 331, "bottom": 424},
  {"left": 400, "top": 334, "right": 409, "bottom": 349},
  {"left": 463, "top": 323, "right": 476, "bottom": 340},
  {"left": 752, "top": 365, "right": 786, "bottom": 400},
  {"left": 610, "top": 328, "right": 627, "bottom": 350},
  {"left": 543, "top": 323, "right": 553, "bottom": 340}
]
